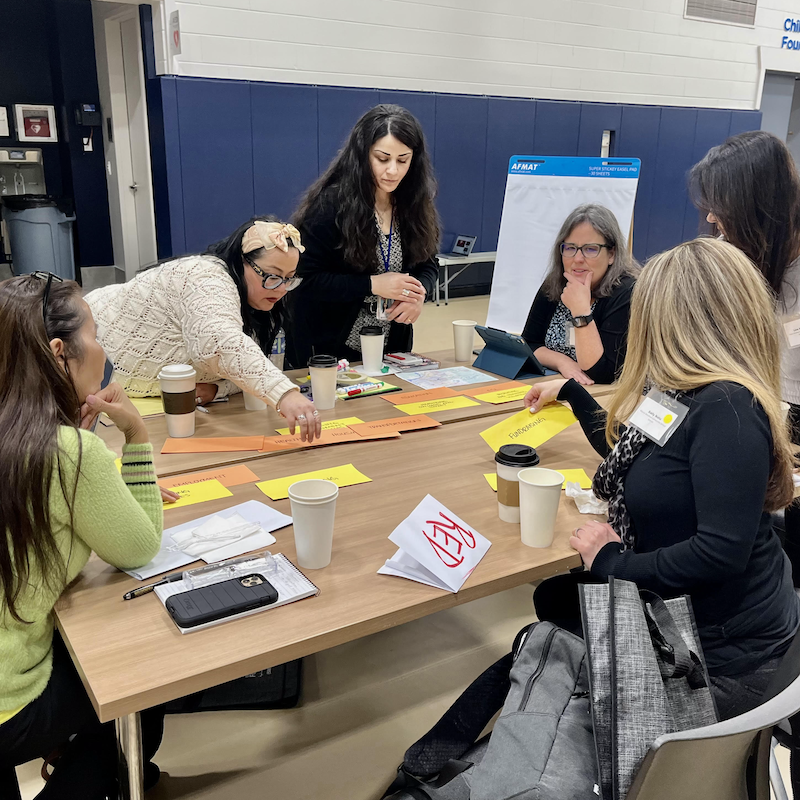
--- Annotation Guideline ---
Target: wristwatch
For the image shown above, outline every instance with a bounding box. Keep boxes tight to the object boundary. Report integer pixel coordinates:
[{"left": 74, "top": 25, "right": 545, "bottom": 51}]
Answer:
[{"left": 571, "top": 313, "right": 594, "bottom": 328}]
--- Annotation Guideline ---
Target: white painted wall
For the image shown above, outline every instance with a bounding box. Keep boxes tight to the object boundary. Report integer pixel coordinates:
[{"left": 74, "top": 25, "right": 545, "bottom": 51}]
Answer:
[{"left": 141, "top": 0, "right": 800, "bottom": 109}]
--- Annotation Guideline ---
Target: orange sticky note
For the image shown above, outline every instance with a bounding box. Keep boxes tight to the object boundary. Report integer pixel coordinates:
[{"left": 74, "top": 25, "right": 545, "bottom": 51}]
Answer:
[
  {"left": 382, "top": 386, "right": 460, "bottom": 405},
  {"left": 159, "top": 464, "right": 260, "bottom": 489},
  {"left": 348, "top": 415, "right": 441, "bottom": 435},
  {"left": 462, "top": 380, "right": 527, "bottom": 397},
  {"left": 161, "top": 436, "right": 265, "bottom": 454},
  {"left": 260, "top": 427, "right": 400, "bottom": 452}
]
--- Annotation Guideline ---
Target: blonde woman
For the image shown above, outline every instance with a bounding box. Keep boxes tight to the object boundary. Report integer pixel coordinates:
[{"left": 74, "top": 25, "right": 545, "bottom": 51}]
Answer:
[{"left": 525, "top": 238, "right": 800, "bottom": 720}]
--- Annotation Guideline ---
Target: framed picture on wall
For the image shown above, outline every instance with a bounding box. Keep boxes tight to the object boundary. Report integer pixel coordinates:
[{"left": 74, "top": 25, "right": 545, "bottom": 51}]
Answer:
[{"left": 14, "top": 104, "right": 58, "bottom": 143}]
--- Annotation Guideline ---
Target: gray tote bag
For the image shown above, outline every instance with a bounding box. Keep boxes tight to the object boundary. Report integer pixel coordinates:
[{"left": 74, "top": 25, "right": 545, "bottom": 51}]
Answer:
[{"left": 580, "top": 577, "right": 718, "bottom": 800}]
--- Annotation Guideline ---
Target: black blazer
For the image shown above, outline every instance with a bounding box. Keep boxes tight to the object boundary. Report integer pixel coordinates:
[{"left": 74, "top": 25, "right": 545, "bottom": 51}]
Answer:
[
  {"left": 521, "top": 275, "right": 636, "bottom": 384},
  {"left": 286, "top": 196, "right": 438, "bottom": 368}
]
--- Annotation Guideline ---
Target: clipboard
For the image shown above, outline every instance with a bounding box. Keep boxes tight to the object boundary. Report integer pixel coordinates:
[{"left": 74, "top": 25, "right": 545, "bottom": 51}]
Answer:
[{"left": 472, "top": 326, "right": 554, "bottom": 380}]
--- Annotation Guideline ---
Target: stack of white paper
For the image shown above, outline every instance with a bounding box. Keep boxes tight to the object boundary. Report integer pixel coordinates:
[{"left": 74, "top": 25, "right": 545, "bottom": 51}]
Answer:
[{"left": 378, "top": 495, "right": 491, "bottom": 592}]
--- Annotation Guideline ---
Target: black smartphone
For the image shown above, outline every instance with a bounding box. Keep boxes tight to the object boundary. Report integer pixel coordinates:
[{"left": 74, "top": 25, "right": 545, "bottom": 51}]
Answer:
[{"left": 165, "top": 574, "right": 278, "bottom": 628}]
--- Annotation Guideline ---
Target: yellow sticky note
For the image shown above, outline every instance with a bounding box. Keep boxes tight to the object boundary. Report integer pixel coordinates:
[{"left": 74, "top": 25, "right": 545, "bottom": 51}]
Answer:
[
  {"left": 559, "top": 469, "right": 592, "bottom": 489},
  {"left": 484, "top": 473, "right": 498, "bottom": 491},
  {"left": 163, "top": 479, "right": 233, "bottom": 510},
  {"left": 130, "top": 397, "right": 165, "bottom": 417},
  {"left": 480, "top": 405, "right": 577, "bottom": 453},
  {"left": 256, "top": 463, "right": 371, "bottom": 501},
  {"left": 394, "top": 396, "right": 481, "bottom": 415},
  {"left": 115, "top": 458, "right": 122, "bottom": 473},
  {"left": 275, "top": 416, "right": 363, "bottom": 436},
  {"left": 474, "top": 386, "right": 531, "bottom": 405}
]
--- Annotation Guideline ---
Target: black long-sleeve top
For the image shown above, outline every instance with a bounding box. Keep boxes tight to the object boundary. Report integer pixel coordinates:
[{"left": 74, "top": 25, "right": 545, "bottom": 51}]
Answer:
[
  {"left": 522, "top": 276, "right": 635, "bottom": 384},
  {"left": 286, "top": 193, "right": 438, "bottom": 368},
  {"left": 559, "top": 378, "right": 800, "bottom": 675}
]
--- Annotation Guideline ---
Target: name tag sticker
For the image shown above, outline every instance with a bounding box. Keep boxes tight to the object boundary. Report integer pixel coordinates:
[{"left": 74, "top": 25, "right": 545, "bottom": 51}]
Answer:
[
  {"left": 628, "top": 389, "right": 688, "bottom": 446},
  {"left": 567, "top": 322, "right": 576, "bottom": 347},
  {"left": 783, "top": 314, "right": 800, "bottom": 349}
]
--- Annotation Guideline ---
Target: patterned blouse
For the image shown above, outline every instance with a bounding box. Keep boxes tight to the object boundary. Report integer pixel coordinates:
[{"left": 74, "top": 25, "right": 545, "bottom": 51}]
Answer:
[{"left": 544, "top": 299, "right": 597, "bottom": 360}]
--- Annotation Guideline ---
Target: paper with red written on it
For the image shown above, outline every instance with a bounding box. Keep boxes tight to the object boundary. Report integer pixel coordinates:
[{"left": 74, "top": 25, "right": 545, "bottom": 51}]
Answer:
[
  {"left": 378, "top": 495, "right": 491, "bottom": 593},
  {"left": 382, "top": 386, "right": 460, "bottom": 405}
]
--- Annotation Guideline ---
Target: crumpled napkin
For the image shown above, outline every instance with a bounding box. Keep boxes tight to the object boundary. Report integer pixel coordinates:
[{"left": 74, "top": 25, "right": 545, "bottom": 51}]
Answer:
[
  {"left": 565, "top": 482, "right": 609, "bottom": 515},
  {"left": 168, "top": 512, "right": 263, "bottom": 557}
]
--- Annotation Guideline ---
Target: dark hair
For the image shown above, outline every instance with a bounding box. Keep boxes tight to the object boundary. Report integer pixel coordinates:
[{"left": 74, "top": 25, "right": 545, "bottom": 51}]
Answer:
[
  {"left": 540, "top": 204, "right": 639, "bottom": 302},
  {"left": 0, "top": 276, "right": 86, "bottom": 621},
  {"left": 294, "top": 104, "right": 440, "bottom": 270},
  {"left": 689, "top": 130, "right": 800, "bottom": 296},
  {"left": 203, "top": 214, "right": 295, "bottom": 352}
]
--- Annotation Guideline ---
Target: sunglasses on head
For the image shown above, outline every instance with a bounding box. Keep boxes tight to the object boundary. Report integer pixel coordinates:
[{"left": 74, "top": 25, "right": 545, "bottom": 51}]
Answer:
[
  {"left": 31, "top": 271, "right": 65, "bottom": 326},
  {"left": 243, "top": 254, "right": 302, "bottom": 292}
]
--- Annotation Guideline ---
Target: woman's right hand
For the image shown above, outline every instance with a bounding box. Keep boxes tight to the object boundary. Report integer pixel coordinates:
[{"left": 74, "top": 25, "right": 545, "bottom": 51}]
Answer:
[
  {"left": 278, "top": 390, "right": 322, "bottom": 442},
  {"left": 370, "top": 272, "right": 425, "bottom": 302},
  {"left": 559, "top": 360, "right": 594, "bottom": 386},
  {"left": 81, "top": 383, "right": 149, "bottom": 444},
  {"left": 524, "top": 379, "right": 568, "bottom": 413}
]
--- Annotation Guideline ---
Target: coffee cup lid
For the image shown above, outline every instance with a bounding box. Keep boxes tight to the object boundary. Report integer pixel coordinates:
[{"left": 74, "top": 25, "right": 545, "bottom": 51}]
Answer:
[
  {"left": 360, "top": 325, "right": 383, "bottom": 336},
  {"left": 308, "top": 354, "right": 337, "bottom": 368},
  {"left": 495, "top": 444, "right": 540, "bottom": 467},
  {"left": 157, "top": 364, "right": 196, "bottom": 381}
]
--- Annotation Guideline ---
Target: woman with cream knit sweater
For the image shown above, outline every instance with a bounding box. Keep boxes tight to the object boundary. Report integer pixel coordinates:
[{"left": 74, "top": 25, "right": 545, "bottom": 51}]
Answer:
[{"left": 85, "top": 216, "right": 321, "bottom": 442}]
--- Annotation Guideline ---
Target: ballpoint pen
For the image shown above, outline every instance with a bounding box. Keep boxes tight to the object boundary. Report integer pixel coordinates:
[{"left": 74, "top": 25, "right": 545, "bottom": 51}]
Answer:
[{"left": 122, "top": 571, "right": 185, "bottom": 600}]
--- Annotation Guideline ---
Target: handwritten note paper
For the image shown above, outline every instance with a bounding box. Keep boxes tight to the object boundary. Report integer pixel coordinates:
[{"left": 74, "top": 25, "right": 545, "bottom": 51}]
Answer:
[
  {"left": 347, "top": 415, "right": 441, "bottom": 435},
  {"left": 462, "top": 380, "right": 527, "bottom": 397},
  {"left": 395, "top": 396, "right": 481, "bottom": 416},
  {"left": 161, "top": 436, "right": 265, "bottom": 454},
  {"left": 256, "top": 463, "right": 372, "bottom": 500},
  {"left": 275, "top": 416, "right": 364, "bottom": 436},
  {"left": 480, "top": 405, "right": 577, "bottom": 453},
  {"left": 260, "top": 427, "right": 399, "bottom": 452},
  {"left": 163, "top": 479, "right": 233, "bottom": 509},
  {"left": 383, "top": 387, "right": 459, "bottom": 405},
  {"left": 160, "top": 464, "right": 260, "bottom": 489},
  {"left": 378, "top": 495, "right": 491, "bottom": 593},
  {"left": 473, "top": 385, "right": 531, "bottom": 405},
  {"left": 130, "top": 397, "right": 165, "bottom": 417}
]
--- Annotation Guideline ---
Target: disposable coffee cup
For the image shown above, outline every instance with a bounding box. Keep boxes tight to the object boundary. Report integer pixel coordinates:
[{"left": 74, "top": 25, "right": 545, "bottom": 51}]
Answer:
[
  {"left": 453, "top": 319, "right": 477, "bottom": 362},
  {"left": 243, "top": 392, "right": 267, "bottom": 411},
  {"left": 288, "top": 479, "right": 339, "bottom": 569},
  {"left": 308, "top": 354, "right": 338, "bottom": 410},
  {"left": 157, "top": 364, "right": 197, "bottom": 438},
  {"left": 495, "top": 444, "right": 540, "bottom": 523},
  {"left": 360, "top": 325, "right": 385, "bottom": 375},
  {"left": 518, "top": 467, "right": 564, "bottom": 548}
]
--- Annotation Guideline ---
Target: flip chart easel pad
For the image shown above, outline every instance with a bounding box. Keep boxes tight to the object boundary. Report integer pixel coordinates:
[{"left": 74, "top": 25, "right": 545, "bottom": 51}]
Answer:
[{"left": 487, "top": 157, "right": 640, "bottom": 335}]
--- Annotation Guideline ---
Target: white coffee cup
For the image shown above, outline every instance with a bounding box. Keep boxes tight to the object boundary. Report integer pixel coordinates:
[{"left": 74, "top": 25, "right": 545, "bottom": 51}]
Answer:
[
  {"left": 243, "top": 392, "right": 267, "bottom": 411},
  {"left": 518, "top": 467, "right": 564, "bottom": 548},
  {"left": 453, "top": 319, "right": 477, "bottom": 362},
  {"left": 360, "top": 325, "right": 385, "bottom": 375},
  {"left": 308, "top": 354, "right": 338, "bottom": 410},
  {"left": 288, "top": 479, "right": 339, "bottom": 569},
  {"left": 157, "top": 364, "right": 197, "bottom": 438}
]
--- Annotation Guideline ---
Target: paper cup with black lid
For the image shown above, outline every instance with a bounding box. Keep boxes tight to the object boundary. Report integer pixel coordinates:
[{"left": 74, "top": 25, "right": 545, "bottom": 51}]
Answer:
[
  {"left": 308, "top": 354, "right": 338, "bottom": 410},
  {"left": 158, "top": 364, "right": 197, "bottom": 438},
  {"left": 495, "top": 444, "right": 540, "bottom": 523},
  {"left": 360, "top": 325, "right": 385, "bottom": 375}
]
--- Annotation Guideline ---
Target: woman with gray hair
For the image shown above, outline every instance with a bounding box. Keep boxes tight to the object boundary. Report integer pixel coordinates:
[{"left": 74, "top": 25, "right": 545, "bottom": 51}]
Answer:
[{"left": 522, "top": 203, "right": 638, "bottom": 385}]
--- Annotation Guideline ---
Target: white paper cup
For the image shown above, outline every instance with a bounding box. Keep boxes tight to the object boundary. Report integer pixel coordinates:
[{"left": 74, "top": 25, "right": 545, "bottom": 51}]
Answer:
[
  {"left": 518, "top": 467, "right": 564, "bottom": 548},
  {"left": 288, "top": 479, "right": 339, "bottom": 569},
  {"left": 157, "top": 364, "right": 196, "bottom": 438},
  {"left": 360, "top": 325, "right": 385, "bottom": 374},
  {"left": 308, "top": 354, "right": 338, "bottom": 410},
  {"left": 243, "top": 392, "right": 267, "bottom": 411},
  {"left": 453, "top": 319, "right": 477, "bottom": 362}
]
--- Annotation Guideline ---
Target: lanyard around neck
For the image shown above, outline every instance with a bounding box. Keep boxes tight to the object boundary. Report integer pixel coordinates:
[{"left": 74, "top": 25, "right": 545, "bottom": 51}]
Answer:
[{"left": 377, "top": 209, "right": 394, "bottom": 273}]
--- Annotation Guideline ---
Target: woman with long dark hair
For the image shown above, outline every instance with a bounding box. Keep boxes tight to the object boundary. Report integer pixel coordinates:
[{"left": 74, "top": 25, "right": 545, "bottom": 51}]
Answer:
[
  {"left": 0, "top": 275, "right": 165, "bottom": 796},
  {"left": 85, "top": 216, "right": 321, "bottom": 441},
  {"left": 288, "top": 104, "right": 440, "bottom": 367},
  {"left": 689, "top": 130, "right": 800, "bottom": 586}
]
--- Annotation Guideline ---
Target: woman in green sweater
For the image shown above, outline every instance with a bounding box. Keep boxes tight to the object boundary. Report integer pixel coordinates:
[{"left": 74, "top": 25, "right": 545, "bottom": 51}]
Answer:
[{"left": 0, "top": 275, "right": 164, "bottom": 797}]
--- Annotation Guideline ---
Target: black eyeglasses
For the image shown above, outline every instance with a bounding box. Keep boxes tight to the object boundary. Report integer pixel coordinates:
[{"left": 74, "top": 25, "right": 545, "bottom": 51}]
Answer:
[
  {"left": 32, "top": 271, "right": 64, "bottom": 325},
  {"left": 560, "top": 243, "right": 610, "bottom": 259},
  {"left": 244, "top": 255, "right": 302, "bottom": 291}
]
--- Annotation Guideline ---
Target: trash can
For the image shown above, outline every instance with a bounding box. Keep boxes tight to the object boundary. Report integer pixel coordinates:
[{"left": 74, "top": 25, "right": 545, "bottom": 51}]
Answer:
[{"left": 1, "top": 195, "right": 76, "bottom": 279}]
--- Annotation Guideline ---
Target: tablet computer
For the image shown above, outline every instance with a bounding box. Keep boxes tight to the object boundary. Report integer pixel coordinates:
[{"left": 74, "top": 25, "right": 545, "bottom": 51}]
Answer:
[{"left": 473, "top": 326, "right": 554, "bottom": 380}]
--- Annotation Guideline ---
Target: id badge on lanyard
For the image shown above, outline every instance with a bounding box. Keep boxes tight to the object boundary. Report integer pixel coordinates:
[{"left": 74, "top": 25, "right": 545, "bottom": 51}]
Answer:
[
  {"left": 782, "top": 313, "right": 800, "bottom": 349},
  {"left": 375, "top": 214, "right": 394, "bottom": 322},
  {"left": 628, "top": 388, "right": 689, "bottom": 447}
]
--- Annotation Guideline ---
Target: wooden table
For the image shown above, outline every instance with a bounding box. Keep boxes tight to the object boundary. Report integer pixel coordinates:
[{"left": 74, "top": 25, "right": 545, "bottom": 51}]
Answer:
[
  {"left": 97, "top": 350, "right": 613, "bottom": 477},
  {"left": 56, "top": 411, "right": 602, "bottom": 796}
]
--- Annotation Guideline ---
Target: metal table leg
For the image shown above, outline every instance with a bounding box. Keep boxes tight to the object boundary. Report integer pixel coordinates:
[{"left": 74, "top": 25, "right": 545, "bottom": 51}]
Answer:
[
  {"left": 444, "top": 264, "right": 450, "bottom": 305},
  {"left": 116, "top": 712, "right": 144, "bottom": 800}
]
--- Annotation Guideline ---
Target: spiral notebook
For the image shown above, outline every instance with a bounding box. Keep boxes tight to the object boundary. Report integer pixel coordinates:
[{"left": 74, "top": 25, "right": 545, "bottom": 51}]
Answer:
[{"left": 154, "top": 553, "right": 319, "bottom": 634}]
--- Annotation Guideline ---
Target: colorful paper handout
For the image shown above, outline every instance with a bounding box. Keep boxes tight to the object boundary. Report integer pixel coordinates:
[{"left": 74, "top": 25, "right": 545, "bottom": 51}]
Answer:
[
  {"left": 255, "top": 464, "right": 372, "bottom": 500},
  {"left": 159, "top": 464, "right": 260, "bottom": 489},
  {"left": 394, "top": 396, "right": 481, "bottom": 416},
  {"left": 162, "top": 479, "right": 233, "bottom": 509},
  {"left": 479, "top": 405, "right": 578, "bottom": 453}
]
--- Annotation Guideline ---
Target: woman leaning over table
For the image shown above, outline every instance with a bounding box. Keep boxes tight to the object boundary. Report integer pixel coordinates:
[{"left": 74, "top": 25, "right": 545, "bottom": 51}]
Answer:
[
  {"left": 522, "top": 203, "right": 638, "bottom": 386},
  {"left": 85, "top": 217, "right": 321, "bottom": 442},
  {"left": 0, "top": 275, "right": 165, "bottom": 797},
  {"left": 524, "top": 238, "right": 800, "bottom": 720},
  {"left": 287, "top": 104, "right": 440, "bottom": 367},
  {"left": 689, "top": 130, "right": 800, "bottom": 586}
]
